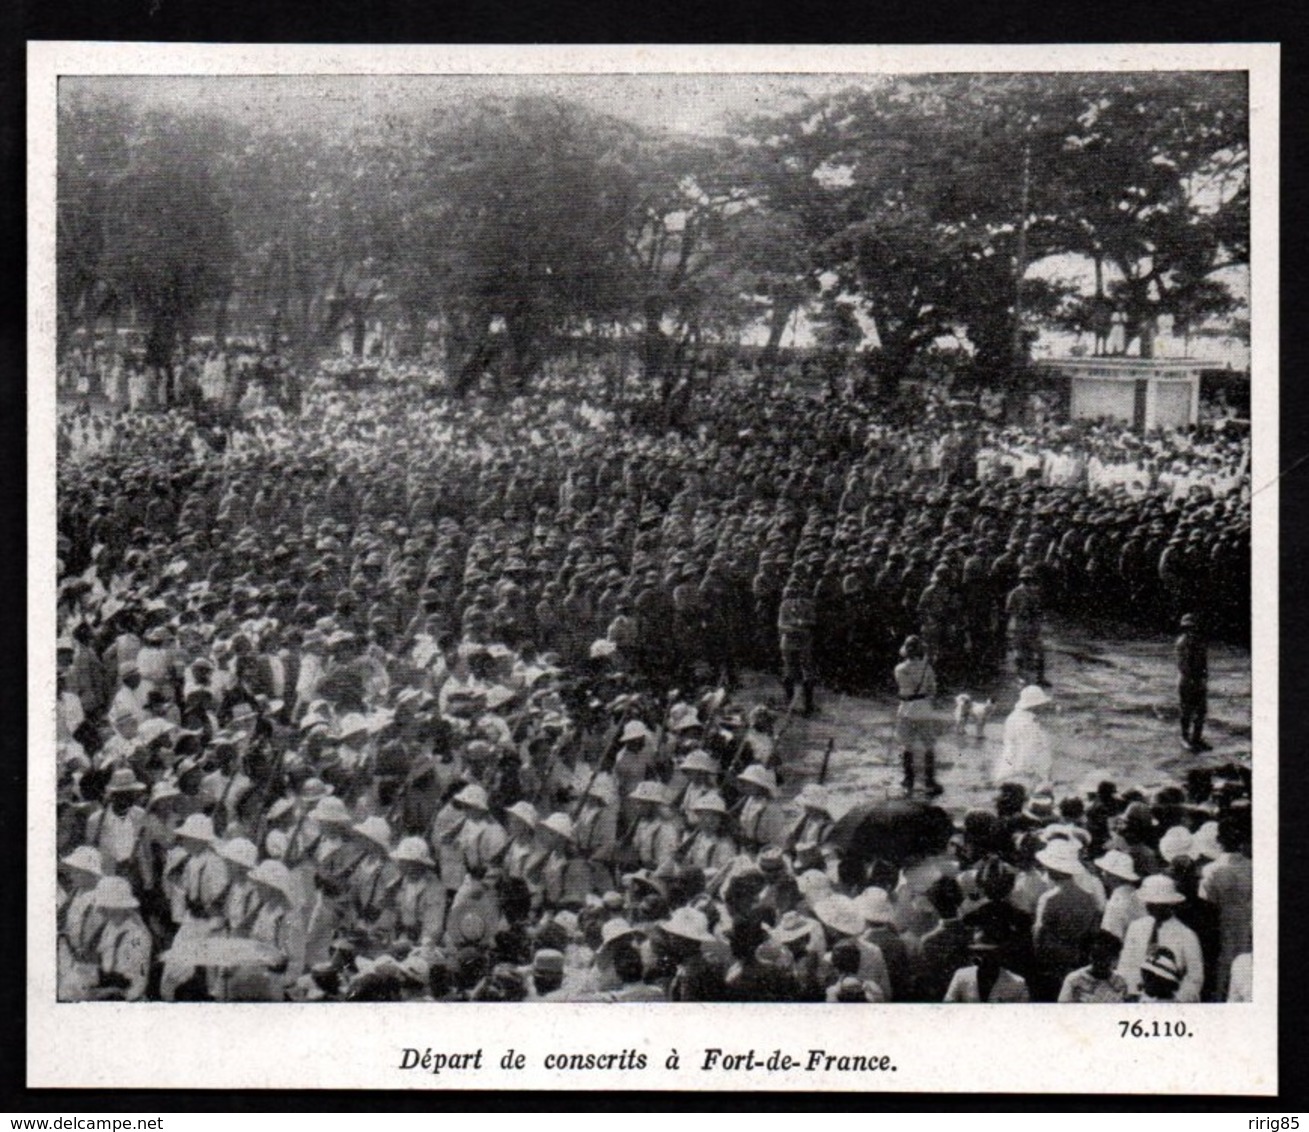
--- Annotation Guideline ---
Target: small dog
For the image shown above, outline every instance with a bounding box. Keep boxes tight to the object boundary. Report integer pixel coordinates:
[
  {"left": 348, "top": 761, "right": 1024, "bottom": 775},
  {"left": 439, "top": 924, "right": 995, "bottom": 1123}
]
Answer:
[{"left": 954, "top": 694, "right": 994, "bottom": 739}]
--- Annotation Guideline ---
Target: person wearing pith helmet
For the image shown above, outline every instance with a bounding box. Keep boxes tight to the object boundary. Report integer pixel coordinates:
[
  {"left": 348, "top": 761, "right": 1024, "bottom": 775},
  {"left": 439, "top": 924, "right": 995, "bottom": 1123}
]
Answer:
[
  {"left": 58, "top": 846, "right": 106, "bottom": 1001},
  {"left": 628, "top": 780, "right": 682, "bottom": 872},
  {"left": 660, "top": 906, "right": 726, "bottom": 1003},
  {"left": 682, "top": 792, "right": 737, "bottom": 873},
  {"left": 390, "top": 836, "right": 447, "bottom": 947},
  {"left": 90, "top": 876, "right": 152, "bottom": 1002},
  {"left": 894, "top": 635, "right": 942, "bottom": 797},
  {"left": 1175, "top": 612, "right": 1211, "bottom": 753},
  {"left": 734, "top": 763, "right": 779, "bottom": 852},
  {"left": 1116, "top": 874, "right": 1204, "bottom": 1003}
]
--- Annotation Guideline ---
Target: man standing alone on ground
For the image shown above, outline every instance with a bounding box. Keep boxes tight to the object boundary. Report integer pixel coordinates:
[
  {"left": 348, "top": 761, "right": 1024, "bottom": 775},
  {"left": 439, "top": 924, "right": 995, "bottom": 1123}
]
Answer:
[{"left": 1175, "top": 612, "right": 1210, "bottom": 753}]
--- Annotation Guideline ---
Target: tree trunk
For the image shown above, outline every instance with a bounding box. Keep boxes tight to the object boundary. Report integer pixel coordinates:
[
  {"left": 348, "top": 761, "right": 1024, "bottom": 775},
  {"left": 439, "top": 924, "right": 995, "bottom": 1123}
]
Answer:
[
  {"left": 213, "top": 289, "right": 232, "bottom": 352},
  {"left": 760, "top": 295, "right": 799, "bottom": 377},
  {"left": 351, "top": 310, "right": 367, "bottom": 358}
]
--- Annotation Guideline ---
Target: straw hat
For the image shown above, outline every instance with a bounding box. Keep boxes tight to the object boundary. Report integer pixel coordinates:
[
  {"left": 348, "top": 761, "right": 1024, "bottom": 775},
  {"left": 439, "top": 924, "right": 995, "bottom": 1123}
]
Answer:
[
  {"left": 1094, "top": 849, "right": 1140, "bottom": 883},
  {"left": 813, "top": 895, "right": 866, "bottom": 938},
  {"left": 93, "top": 875, "right": 139, "bottom": 911},
  {"left": 391, "top": 835, "right": 435, "bottom": 867},
  {"left": 659, "top": 906, "right": 716, "bottom": 944},
  {"left": 1138, "top": 875, "right": 1186, "bottom": 905}
]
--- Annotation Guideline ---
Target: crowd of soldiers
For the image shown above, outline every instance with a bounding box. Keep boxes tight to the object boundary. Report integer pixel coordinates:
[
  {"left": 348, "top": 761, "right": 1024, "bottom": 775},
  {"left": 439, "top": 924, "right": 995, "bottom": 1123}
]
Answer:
[{"left": 53, "top": 364, "right": 1252, "bottom": 1003}]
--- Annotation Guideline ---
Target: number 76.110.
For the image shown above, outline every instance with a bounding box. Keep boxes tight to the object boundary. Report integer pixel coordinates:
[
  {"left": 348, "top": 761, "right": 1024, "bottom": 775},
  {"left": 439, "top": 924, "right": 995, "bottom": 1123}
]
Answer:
[{"left": 1117, "top": 1020, "right": 1190, "bottom": 1038}]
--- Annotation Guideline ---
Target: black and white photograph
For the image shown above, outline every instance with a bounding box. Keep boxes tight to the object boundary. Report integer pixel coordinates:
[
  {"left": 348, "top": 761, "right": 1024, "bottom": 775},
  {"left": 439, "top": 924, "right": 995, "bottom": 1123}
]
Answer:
[{"left": 27, "top": 43, "right": 1278, "bottom": 1093}]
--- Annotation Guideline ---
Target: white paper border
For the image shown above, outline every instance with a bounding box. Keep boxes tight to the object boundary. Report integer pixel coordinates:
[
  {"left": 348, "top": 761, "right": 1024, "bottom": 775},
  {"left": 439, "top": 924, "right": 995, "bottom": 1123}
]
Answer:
[{"left": 27, "top": 41, "right": 1280, "bottom": 1095}]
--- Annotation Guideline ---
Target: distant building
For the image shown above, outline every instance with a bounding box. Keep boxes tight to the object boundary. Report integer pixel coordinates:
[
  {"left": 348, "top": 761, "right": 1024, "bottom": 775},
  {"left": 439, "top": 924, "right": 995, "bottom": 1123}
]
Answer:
[{"left": 1038, "top": 358, "right": 1203, "bottom": 431}]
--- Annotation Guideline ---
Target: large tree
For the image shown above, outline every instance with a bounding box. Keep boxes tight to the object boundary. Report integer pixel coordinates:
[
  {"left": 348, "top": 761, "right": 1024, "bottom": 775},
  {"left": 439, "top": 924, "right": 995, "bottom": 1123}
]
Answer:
[
  {"left": 99, "top": 112, "right": 236, "bottom": 403},
  {"left": 1035, "top": 72, "right": 1249, "bottom": 356},
  {"left": 56, "top": 93, "right": 134, "bottom": 363},
  {"left": 410, "top": 96, "right": 642, "bottom": 394}
]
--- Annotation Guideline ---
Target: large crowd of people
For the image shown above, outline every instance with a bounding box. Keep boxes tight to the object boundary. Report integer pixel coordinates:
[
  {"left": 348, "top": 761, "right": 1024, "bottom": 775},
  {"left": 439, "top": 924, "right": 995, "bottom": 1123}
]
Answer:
[{"left": 53, "top": 353, "right": 1252, "bottom": 1003}]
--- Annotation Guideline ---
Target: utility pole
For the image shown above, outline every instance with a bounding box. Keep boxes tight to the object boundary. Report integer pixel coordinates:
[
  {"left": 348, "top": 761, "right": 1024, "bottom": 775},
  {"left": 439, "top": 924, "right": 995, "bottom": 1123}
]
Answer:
[{"left": 1011, "top": 131, "right": 1033, "bottom": 373}]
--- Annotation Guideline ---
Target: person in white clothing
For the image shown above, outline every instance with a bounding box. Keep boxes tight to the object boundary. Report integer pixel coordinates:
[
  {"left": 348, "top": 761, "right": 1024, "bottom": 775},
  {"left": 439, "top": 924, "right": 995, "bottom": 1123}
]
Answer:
[
  {"left": 1115, "top": 874, "right": 1204, "bottom": 1003},
  {"left": 993, "top": 685, "right": 1056, "bottom": 789}
]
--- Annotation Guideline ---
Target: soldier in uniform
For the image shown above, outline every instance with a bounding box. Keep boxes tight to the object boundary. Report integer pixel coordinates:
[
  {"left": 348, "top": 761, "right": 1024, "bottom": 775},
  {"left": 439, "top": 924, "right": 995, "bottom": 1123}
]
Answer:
[
  {"left": 628, "top": 781, "right": 683, "bottom": 871},
  {"left": 777, "top": 575, "right": 817, "bottom": 717},
  {"left": 1006, "top": 565, "right": 1045, "bottom": 685},
  {"left": 894, "top": 635, "right": 942, "bottom": 797},
  {"left": 1175, "top": 613, "right": 1211, "bottom": 753}
]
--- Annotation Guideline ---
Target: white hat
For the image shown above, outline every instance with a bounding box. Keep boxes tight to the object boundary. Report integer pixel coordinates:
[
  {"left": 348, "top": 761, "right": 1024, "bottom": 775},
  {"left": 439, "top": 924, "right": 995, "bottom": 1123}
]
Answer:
[
  {"left": 176, "top": 813, "right": 216, "bottom": 843},
  {"left": 1094, "top": 849, "right": 1139, "bottom": 883},
  {"left": 391, "top": 836, "right": 435, "bottom": 866},
  {"left": 855, "top": 886, "right": 896, "bottom": 925},
  {"left": 813, "top": 895, "right": 866, "bottom": 938},
  {"left": 1138, "top": 874, "right": 1186, "bottom": 905},
  {"left": 1191, "top": 821, "right": 1223, "bottom": 861},
  {"left": 93, "top": 875, "right": 139, "bottom": 911},
  {"left": 250, "top": 859, "right": 296, "bottom": 899},
  {"left": 597, "top": 916, "right": 641, "bottom": 952},
  {"left": 1035, "top": 838, "right": 1086, "bottom": 876},
  {"left": 1158, "top": 825, "right": 1195, "bottom": 863},
  {"left": 678, "top": 749, "right": 719, "bottom": 775},
  {"left": 60, "top": 845, "right": 104, "bottom": 878},
  {"left": 629, "top": 780, "right": 670, "bottom": 806},
  {"left": 505, "top": 801, "right": 539, "bottom": 829},
  {"left": 620, "top": 720, "right": 652, "bottom": 744},
  {"left": 539, "top": 812, "right": 575, "bottom": 842},
  {"left": 453, "top": 783, "right": 489, "bottom": 812},
  {"left": 218, "top": 837, "right": 259, "bottom": 870},
  {"left": 586, "top": 773, "right": 618, "bottom": 806},
  {"left": 690, "top": 791, "right": 728, "bottom": 816},
  {"left": 1017, "top": 685, "right": 1053, "bottom": 711},
  {"left": 736, "top": 764, "right": 778, "bottom": 797},
  {"left": 589, "top": 638, "right": 618, "bottom": 659},
  {"left": 352, "top": 816, "right": 392, "bottom": 851},
  {"left": 336, "top": 713, "right": 370, "bottom": 740},
  {"left": 659, "top": 906, "right": 716, "bottom": 944},
  {"left": 312, "top": 796, "right": 354, "bottom": 826}
]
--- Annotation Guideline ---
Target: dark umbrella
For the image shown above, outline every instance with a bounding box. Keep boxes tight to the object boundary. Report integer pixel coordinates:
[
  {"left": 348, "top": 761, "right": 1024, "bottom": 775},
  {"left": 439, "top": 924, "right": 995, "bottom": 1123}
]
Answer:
[{"left": 829, "top": 798, "right": 955, "bottom": 869}]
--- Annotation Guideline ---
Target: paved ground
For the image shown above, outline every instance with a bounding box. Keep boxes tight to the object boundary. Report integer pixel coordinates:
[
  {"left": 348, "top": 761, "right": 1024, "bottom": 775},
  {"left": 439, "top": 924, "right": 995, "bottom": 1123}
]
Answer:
[{"left": 747, "top": 615, "right": 1252, "bottom": 824}]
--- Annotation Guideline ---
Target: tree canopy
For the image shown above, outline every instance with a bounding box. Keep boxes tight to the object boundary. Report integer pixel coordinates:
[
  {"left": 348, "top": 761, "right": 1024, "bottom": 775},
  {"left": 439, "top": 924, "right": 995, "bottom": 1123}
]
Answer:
[{"left": 56, "top": 72, "right": 1249, "bottom": 400}]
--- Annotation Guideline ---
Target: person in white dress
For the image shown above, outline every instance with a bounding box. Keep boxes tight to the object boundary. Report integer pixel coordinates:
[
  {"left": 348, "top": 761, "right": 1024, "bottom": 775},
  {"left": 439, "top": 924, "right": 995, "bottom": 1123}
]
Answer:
[{"left": 993, "top": 685, "right": 1056, "bottom": 790}]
